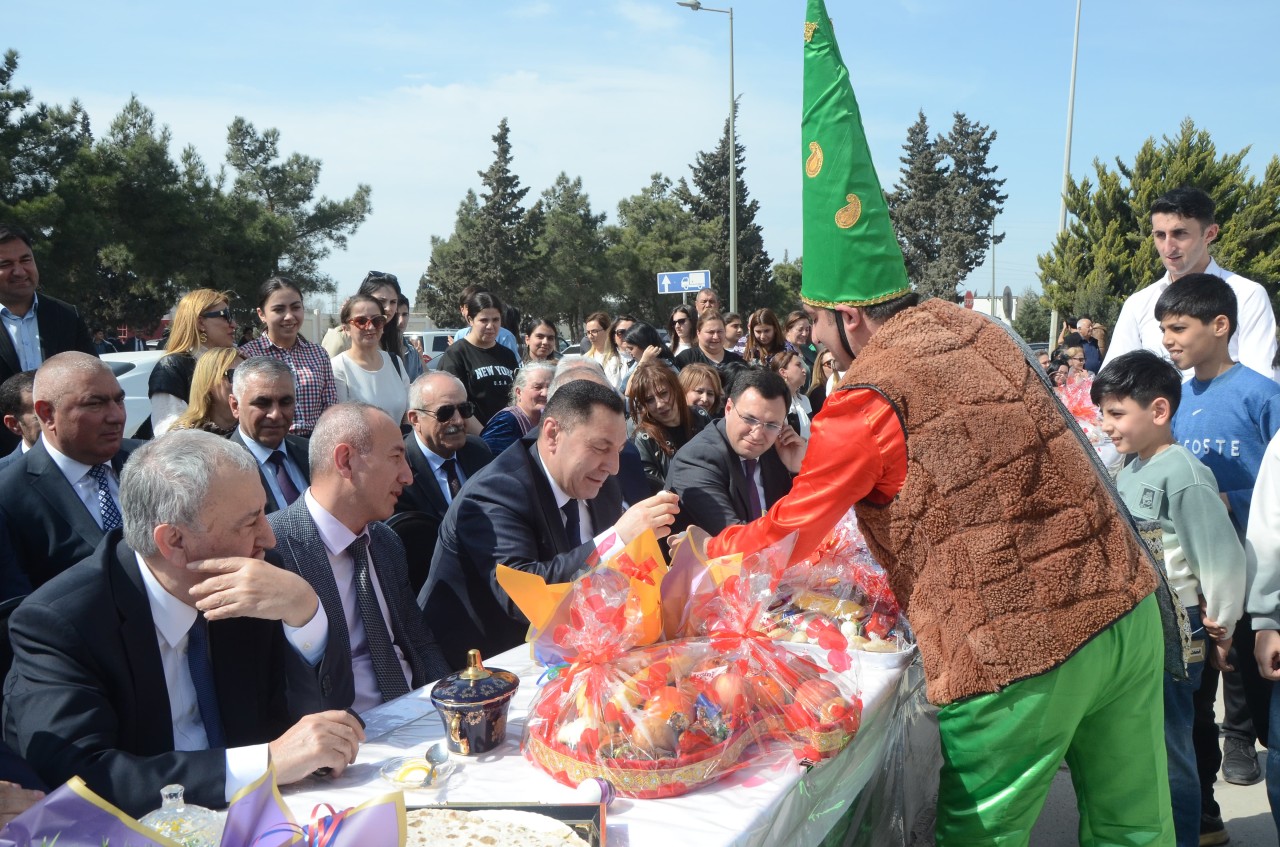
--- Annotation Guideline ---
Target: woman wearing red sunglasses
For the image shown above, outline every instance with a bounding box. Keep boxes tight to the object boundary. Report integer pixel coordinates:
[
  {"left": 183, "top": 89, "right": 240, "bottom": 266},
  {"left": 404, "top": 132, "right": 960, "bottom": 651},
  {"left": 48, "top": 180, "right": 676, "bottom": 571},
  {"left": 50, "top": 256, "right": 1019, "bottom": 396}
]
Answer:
[{"left": 331, "top": 293, "right": 410, "bottom": 424}]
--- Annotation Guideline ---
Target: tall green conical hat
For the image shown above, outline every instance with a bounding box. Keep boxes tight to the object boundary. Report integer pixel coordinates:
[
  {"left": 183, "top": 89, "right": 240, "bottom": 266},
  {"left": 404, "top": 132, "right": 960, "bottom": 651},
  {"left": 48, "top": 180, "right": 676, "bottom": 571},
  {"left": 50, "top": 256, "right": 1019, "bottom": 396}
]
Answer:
[{"left": 801, "top": 0, "right": 911, "bottom": 308}]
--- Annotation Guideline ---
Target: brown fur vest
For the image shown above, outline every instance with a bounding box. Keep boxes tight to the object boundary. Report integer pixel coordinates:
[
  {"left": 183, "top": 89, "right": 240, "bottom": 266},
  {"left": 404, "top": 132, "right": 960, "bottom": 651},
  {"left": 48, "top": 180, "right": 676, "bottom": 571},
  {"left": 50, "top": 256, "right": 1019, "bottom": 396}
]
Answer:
[{"left": 849, "top": 298, "right": 1155, "bottom": 705}]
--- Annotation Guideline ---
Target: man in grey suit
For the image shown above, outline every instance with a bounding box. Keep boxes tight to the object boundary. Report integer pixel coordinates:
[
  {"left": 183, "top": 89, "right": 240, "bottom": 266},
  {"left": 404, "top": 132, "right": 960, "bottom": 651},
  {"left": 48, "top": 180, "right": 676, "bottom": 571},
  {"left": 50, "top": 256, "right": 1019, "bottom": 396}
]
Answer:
[
  {"left": 665, "top": 368, "right": 804, "bottom": 535},
  {"left": 269, "top": 402, "right": 451, "bottom": 711},
  {"left": 229, "top": 356, "right": 310, "bottom": 513},
  {"left": 0, "top": 352, "right": 141, "bottom": 589}
]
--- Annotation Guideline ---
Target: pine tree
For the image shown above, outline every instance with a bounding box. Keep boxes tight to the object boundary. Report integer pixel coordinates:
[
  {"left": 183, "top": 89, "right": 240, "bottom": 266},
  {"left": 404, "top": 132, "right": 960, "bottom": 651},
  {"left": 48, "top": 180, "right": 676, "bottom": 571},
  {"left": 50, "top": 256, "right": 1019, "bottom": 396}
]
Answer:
[
  {"left": 886, "top": 111, "right": 1006, "bottom": 300},
  {"left": 416, "top": 118, "right": 544, "bottom": 323},
  {"left": 535, "top": 173, "right": 608, "bottom": 339},
  {"left": 1038, "top": 119, "right": 1280, "bottom": 318},
  {"left": 675, "top": 102, "right": 774, "bottom": 314}
]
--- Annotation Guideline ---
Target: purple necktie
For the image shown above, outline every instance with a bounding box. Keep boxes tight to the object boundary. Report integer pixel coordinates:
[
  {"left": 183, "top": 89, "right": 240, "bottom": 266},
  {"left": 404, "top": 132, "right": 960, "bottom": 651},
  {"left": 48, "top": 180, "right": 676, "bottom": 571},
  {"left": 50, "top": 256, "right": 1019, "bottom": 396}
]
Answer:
[
  {"left": 266, "top": 451, "right": 301, "bottom": 506},
  {"left": 742, "top": 458, "right": 762, "bottom": 520}
]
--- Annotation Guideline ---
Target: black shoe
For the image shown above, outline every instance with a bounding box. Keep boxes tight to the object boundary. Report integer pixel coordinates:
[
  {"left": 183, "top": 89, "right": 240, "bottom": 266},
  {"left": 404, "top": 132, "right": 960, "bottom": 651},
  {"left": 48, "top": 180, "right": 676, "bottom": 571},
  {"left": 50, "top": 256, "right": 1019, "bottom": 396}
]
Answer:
[
  {"left": 1200, "top": 813, "right": 1229, "bottom": 846},
  {"left": 1222, "top": 736, "right": 1263, "bottom": 785}
]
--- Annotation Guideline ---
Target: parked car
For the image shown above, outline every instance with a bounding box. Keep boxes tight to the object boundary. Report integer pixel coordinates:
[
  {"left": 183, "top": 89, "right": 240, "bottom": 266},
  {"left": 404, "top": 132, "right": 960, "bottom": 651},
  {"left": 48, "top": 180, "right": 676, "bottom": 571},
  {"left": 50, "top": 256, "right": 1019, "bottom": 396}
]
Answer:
[
  {"left": 404, "top": 330, "right": 461, "bottom": 371},
  {"left": 101, "top": 350, "right": 166, "bottom": 439}
]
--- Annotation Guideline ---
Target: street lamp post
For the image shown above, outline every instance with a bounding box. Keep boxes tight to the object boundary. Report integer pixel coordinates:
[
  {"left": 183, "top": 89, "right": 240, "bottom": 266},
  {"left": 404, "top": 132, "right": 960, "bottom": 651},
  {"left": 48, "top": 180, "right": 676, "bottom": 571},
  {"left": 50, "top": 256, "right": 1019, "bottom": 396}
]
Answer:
[
  {"left": 1050, "top": 0, "right": 1083, "bottom": 346},
  {"left": 677, "top": 0, "right": 737, "bottom": 315}
]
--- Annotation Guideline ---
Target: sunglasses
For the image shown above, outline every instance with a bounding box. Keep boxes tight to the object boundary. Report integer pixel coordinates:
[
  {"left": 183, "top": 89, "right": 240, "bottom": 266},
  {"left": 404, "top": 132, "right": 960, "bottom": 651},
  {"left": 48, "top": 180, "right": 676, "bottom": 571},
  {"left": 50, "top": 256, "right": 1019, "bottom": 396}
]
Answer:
[
  {"left": 200, "top": 308, "right": 234, "bottom": 321},
  {"left": 614, "top": 328, "right": 631, "bottom": 337},
  {"left": 673, "top": 318, "right": 689, "bottom": 326},
  {"left": 413, "top": 402, "right": 477, "bottom": 421},
  {"left": 363, "top": 270, "right": 399, "bottom": 285},
  {"left": 224, "top": 368, "right": 236, "bottom": 383},
  {"left": 347, "top": 314, "right": 388, "bottom": 330}
]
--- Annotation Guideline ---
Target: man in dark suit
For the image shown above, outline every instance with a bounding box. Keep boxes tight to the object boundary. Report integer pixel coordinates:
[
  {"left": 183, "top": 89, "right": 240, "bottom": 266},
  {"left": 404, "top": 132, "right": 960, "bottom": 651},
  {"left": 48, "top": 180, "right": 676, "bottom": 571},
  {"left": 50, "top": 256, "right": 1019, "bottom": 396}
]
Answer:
[
  {"left": 0, "top": 352, "right": 141, "bottom": 589},
  {"left": 666, "top": 368, "right": 804, "bottom": 535},
  {"left": 396, "top": 372, "right": 492, "bottom": 578},
  {"left": 419, "top": 381, "right": 680, "bottom": 668},
  {"left": 3, "top": 430, "right": 364, "bottom": 816},
  {"left": 0, "top": 224, "right": 96, "bottom": 454},
  {"left": 229, "top": 356, "right": 310, "bottom": 513},
  {"left": 270, "top": 402, "right": 451, "bottom": 710},
  {"left": 117, "top": 328, "right": 148, "bottom": 353},
  {"left": 0, "top": 370, "right": 37, "bottom": 470}
]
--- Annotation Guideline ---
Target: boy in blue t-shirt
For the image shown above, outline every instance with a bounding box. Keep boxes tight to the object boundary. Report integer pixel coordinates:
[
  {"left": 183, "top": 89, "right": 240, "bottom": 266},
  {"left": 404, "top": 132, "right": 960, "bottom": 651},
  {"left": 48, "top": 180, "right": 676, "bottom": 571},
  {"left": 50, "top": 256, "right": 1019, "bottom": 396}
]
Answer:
[
  {"left": 1094, "top": 350, "right": 1244, "bottom": 847},
  {"left": 1157, "top": 272, "right": 1280, "bottom": 840}
]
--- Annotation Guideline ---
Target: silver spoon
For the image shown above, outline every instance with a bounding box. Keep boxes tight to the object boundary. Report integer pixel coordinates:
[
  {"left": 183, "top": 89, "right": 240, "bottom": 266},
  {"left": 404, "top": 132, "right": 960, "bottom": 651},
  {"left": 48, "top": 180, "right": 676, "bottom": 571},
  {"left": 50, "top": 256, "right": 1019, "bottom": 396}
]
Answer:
[{"left": 422, "top": 742, "right": 450, "bottom": 787}]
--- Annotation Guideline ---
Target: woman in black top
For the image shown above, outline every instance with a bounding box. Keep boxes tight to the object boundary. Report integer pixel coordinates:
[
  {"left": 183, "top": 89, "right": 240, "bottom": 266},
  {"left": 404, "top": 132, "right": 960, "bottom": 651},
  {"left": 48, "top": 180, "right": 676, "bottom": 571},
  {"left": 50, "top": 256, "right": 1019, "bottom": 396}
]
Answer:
[
  {"left": 149, "top": 288, "right": 238, "bottom": 436},
  {"left": 436, "top": 290, "right": 519, "bottom": 429},
  {"left": 627, "top": 361, "right": 705, "bottom": 495}
]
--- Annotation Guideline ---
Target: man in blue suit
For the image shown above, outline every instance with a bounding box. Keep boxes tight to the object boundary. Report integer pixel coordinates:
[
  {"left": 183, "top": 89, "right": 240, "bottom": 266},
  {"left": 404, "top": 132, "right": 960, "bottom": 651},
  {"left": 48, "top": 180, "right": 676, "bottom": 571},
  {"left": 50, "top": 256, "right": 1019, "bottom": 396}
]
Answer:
[
  {"left": 269, "top": 403, "right": 451, "bottom": 708},
  {"left": 419, "top": 380, "right": 680, "bottom": 669}
]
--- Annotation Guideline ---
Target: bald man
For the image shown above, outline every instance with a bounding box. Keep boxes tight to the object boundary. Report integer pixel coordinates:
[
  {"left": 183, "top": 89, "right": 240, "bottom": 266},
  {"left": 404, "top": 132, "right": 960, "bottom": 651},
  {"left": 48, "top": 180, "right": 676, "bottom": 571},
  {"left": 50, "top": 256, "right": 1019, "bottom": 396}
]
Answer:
[{"left": 0, "top": 352, "right": 142, "bottom": 589}]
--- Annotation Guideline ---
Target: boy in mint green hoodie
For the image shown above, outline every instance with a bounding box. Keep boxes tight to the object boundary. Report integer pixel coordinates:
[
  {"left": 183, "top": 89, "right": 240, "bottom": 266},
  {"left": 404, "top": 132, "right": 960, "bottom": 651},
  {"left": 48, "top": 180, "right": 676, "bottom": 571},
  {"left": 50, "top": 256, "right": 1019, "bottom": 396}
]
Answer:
[{"left": 1093, "top": 349, "right": 1244, "bottom": 847}]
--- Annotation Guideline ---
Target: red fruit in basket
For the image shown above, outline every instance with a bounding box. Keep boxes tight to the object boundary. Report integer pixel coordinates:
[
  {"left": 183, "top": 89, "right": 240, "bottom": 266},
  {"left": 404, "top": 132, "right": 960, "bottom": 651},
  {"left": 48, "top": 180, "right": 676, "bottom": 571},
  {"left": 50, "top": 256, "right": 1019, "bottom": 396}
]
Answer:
[
  {"left": 711, "top": 671, "right": 750, "bottom": 716},
  {"left": 795, "top": 679, "right": 842, "bottom": 718},
  {"left": 865, "top": 612, "right": 894, "bottom": 640},
  {"left": 678, "top": 727, "right": 715, "bottom": 754},
  {"left": 631, "top": 715, "right": 678, "bottom": 758},
  {"left": 745, "top": 672, "right": 785, "bottom": 709},
  {"left": 645, "top": 686, "right": 695, "bottom": 724}
]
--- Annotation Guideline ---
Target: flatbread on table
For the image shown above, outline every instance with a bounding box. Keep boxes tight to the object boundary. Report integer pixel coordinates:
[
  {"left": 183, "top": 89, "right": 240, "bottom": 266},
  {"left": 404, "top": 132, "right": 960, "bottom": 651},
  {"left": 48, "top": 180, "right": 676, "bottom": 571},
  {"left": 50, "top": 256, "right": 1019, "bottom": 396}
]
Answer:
[{"left": 404, "top": 807, "right": 590, "bottom": 846}]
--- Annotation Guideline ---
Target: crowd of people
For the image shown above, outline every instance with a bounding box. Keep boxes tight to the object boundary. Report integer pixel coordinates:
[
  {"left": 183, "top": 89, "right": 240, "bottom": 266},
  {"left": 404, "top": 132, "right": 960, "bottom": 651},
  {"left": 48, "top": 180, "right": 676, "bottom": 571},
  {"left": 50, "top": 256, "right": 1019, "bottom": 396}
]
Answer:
[{"left": 1, "top": 177, "right": 1280, "bottom": 846}]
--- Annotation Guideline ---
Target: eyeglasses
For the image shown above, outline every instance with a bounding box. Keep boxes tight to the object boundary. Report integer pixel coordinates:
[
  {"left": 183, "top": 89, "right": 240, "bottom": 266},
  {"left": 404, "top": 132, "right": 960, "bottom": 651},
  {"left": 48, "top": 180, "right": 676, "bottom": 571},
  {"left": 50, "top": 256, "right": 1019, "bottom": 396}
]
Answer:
[
  {"left": 821, "top": 360, "right": 835, "bottom": 369},
  {"left": 733, "top": 405, "right": 784, "bottom": 434},
  {"left": 347, "top": 314, "right": 388, "bottom": 330},
  {"left": 585, "top": 328, "right": 603, "bottom": 337},
  {"left": 200, "top": 308, "right": 233, "bottom": 321},
  {"left": 413, "top": 402, "right": 476, "bottom": 421}
]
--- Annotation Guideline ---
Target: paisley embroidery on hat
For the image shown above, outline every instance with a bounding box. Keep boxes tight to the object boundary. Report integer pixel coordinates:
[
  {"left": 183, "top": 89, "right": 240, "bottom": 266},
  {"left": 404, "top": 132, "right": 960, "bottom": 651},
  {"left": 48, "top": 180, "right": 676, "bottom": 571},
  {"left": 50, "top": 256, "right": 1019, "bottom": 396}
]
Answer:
[
  {"left": 805, "top": 141, "right": 823, "bottom": 178},
  {"left": 835, "top": 194, "right": 862, "bottom": 229}
]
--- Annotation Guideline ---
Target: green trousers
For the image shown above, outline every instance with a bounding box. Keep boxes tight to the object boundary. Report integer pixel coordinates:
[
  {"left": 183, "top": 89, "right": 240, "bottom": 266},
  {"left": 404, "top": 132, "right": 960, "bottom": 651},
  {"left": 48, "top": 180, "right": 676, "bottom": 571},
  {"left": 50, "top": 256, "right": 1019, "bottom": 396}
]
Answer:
[{"left": 935, "top": 594, "right": 1174, "bottom": 846}]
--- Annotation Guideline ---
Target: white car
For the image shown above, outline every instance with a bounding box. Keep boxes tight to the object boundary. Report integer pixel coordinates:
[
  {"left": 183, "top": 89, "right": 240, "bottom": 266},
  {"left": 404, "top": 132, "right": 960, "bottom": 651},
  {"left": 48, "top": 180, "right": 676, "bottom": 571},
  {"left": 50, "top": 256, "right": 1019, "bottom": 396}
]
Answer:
[{"left": 101, "top": 350, "right": 166, "bottom": 439}]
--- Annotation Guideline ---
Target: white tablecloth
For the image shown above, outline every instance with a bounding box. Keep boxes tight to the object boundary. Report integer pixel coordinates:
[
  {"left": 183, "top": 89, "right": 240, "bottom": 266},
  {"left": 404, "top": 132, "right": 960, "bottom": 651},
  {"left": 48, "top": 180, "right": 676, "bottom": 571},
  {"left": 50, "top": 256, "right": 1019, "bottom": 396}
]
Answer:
[{"left": 284, "top": 645, "right": 921, "bottom": 847}]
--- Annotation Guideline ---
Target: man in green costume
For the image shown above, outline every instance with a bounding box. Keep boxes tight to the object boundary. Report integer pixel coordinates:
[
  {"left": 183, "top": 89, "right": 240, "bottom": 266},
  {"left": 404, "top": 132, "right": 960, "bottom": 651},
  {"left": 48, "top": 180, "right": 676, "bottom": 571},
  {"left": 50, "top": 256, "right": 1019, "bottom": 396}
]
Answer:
[{"left": 706, "top": 3, "right": 1176, "bottom": 843}]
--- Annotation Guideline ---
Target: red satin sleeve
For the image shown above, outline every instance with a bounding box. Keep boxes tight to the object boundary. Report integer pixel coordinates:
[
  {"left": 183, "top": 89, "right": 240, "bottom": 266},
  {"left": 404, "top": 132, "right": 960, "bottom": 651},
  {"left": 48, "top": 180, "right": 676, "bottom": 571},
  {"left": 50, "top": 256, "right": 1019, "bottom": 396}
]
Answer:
[{"left": 707, "top": 386, "right": 907, "bottom": 564}]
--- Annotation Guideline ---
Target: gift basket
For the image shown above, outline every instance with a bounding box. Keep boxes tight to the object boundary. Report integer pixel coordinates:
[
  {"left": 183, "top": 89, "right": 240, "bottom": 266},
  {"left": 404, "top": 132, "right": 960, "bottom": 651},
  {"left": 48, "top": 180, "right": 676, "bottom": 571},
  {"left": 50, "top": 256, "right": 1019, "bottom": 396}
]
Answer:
[{"left": 502, "top": 529, "right": 864, "bottom": 799}]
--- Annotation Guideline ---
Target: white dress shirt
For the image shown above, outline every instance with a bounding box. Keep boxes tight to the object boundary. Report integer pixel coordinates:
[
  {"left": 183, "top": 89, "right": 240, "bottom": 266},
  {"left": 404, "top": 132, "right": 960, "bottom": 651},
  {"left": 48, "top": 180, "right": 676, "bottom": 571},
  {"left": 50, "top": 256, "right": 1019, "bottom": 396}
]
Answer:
[
  {"left": 534, "top": 449, "right": 624, "bottom": 560},
  {"left": 44, "top": 441, "right": 120, "bottom": 529},
  {"left": 413, "top": 432, "right": 468, "bottom": 506},
  {"left": 134, "top": 553, "right": 328, "bottom": 801},
  {"left": 303, "top": 491, "right": 412, "bottom": 714},
  {"left": 238, "top": 429, "right": 307, "bottom": 507},
  {"left": 0, "top": 293, "right": 42, "bottom": 371},
  {"left": 1105, "top": 258, "right": 1279, "bottom": 383}
]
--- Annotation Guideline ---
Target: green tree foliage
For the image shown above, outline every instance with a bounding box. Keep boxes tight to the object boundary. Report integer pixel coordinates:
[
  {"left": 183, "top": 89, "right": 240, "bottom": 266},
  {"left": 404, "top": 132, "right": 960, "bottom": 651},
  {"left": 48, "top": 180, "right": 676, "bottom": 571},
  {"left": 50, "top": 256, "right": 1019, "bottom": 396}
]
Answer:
[
  {"left": 675, "top": 103, "right": 774, "bottom": 314},
  {"left": 416, "top": 119, "right": 544, "bottom": 324},
  {"left": 887, "top": 111, "right": 1007, "bottom": 300},
  {"left": 1038, "top": 119, "right": 1280, "bottom": 317},
  {"left": 0, "top": 51, "right": 369, "bottom": 331},
  {"left": 772, "top": 252, "right": 802, "bottom": 313},
  {"left": 1011, "top": 287, "right": 1051, "bottom": 346},
  {"left": 534, "top": 173, "right": 608, "bottom": 340},
  {"left": 225, "top": 117, "right": 372, "bottom": 291},
  {"left": 606, "top": 173, "right": 718, "bottom": 324}
]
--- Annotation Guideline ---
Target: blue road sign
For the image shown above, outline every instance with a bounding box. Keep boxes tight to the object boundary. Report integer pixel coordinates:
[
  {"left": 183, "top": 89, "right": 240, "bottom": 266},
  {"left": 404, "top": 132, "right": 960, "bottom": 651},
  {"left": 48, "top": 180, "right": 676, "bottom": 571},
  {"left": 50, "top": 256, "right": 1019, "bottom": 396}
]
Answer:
[{"left": 657, "top": 270, "right": 710, "bottom": 295}]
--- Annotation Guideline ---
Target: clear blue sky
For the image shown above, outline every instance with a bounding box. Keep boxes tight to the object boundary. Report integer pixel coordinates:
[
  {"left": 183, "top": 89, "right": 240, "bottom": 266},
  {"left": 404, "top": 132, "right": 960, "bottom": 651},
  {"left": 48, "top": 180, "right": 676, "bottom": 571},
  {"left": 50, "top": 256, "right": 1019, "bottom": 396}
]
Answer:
[{"left": 10, "top": 1, "right": 1280, "bottom": 309}]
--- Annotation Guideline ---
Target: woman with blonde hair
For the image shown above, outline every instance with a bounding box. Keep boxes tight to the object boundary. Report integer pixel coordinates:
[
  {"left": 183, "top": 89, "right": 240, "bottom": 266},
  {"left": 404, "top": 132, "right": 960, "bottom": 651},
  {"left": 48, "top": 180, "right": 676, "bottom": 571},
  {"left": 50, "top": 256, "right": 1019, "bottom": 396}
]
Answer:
[
  {"left": 679, "top": 362, "right": 724, "bottom": 419},
  {"left": 807, "top": 348, "right": 841, "bottom": 414},
  {"left": 169, "top": 346, "right": 244, "bottom": 436},
  {"left": 149, "top": 288, "right": 238, "bottom": 435}
]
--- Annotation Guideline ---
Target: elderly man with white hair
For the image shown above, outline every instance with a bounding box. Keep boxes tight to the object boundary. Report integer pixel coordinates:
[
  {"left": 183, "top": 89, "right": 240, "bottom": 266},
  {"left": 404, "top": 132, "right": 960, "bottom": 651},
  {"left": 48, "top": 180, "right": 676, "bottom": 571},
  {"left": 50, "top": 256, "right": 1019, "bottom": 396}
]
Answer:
[{"left": 3, "top": 429, "right": 363, "bottom": 816}]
